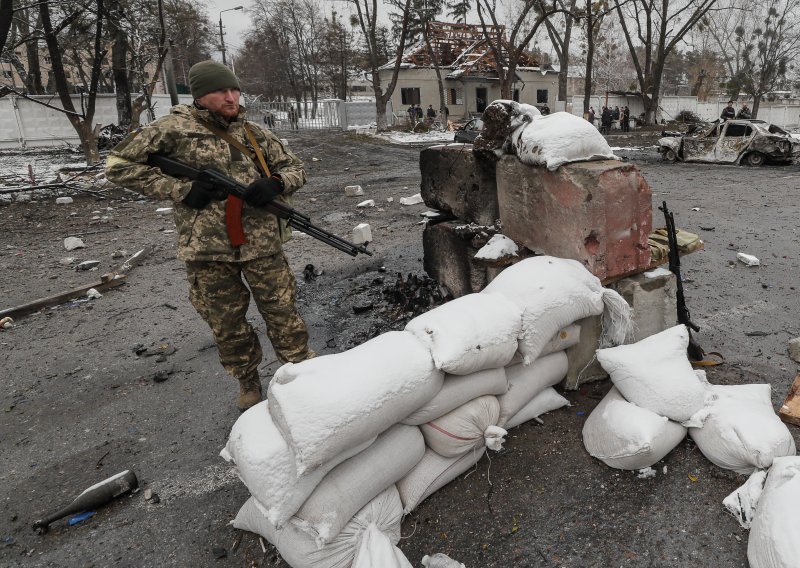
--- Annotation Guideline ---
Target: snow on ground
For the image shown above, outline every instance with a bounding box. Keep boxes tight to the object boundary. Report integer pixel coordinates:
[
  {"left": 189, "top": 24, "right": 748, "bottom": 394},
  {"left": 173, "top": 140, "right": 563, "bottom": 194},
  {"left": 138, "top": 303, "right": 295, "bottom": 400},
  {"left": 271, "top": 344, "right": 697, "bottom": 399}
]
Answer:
[{"left": 378, "top": 130, "right": 456, "bottom": 145}]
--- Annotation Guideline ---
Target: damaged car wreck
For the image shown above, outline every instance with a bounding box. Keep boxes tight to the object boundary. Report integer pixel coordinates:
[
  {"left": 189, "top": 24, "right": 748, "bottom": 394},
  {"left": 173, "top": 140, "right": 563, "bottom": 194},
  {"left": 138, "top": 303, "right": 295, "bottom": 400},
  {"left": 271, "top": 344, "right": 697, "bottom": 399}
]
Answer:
[{"left": 658, "top": 119, "right": 799, "bottom": 166}]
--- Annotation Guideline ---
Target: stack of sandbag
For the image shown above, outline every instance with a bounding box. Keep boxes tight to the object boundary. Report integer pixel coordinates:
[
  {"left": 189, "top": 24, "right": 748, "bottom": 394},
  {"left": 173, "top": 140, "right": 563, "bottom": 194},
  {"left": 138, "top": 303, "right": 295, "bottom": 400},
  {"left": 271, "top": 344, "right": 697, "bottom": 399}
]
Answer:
[
  {"left": 397, "top": 257, "right": 630, "bottom": 514},
  {"left": 584, "top": 324, "right": 796, "bottom": 474},
  {"left": 223, "top": 256, "right": 634, "bottom": 566}
]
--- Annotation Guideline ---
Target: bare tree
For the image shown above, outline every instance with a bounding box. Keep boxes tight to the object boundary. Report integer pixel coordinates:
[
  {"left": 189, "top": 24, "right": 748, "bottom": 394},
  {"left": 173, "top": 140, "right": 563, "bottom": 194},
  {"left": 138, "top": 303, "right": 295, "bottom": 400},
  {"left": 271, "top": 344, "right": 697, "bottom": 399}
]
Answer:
[
  {"left": 541, "top": 0, "right": 577, "bottom": 102},
  {"left": 40, "top": 0, "right": 107, "bottom": 164},
  {"left": 613, "top": 0, "right": 717, "bottom": 124},
  {"left": 0, "top": 0, "right": 11, "bottom": 55},
  {"left": 351, "top": 0, "right": 414, "bottom": 131}
]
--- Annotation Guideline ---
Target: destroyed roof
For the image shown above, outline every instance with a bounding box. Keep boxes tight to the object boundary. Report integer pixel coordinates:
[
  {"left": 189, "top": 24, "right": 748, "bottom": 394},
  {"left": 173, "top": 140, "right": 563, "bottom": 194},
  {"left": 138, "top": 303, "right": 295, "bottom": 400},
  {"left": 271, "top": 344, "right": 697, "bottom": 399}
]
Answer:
[{"left": 379, "top": 21, "right": 545, "bottom": 78}]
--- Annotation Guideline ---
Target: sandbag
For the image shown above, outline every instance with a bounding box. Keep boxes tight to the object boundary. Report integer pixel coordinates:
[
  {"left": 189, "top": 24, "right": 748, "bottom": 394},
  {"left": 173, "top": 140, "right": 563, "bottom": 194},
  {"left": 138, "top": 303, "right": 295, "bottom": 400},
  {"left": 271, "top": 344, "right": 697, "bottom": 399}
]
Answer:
[
  {"left": 504, "top": 387, "right": 570, "bottom": 429},
  {"left": 420, "top": 396, "right": 505, "bottom": 458},
  {"left": 402, "top": 368, "right": 508, "bottom": 426},
  {"left": 292, "top": 424, "right": 424, "bottom": 547},
  {"left": 405, "top": 292, "right": 522, "bottom": 375},
  {"left": 268, "top": 331, "right": 443, "bottom": 475},
  {"left": 497, "top": 352, "right": 568, "bottom": 427},
  {"left": 422, "top": 553, "right": 466, "bottom": 568},
  {"left": 582, "top": 387, "right": 687, "bottom": 470},
  {"left": 597, "top": 325, "right": 710, "bottom": 425},
  {"left": 352, "top": 524, "right": 413, "bottom": 568},
  {"left": 723, "top": 469, "right": 767, "bottom": 529},
  {"left": 397, "top": 447, "right": 485, "bottom": 514},
  {"left": 510, "top": 111, "right": 618, "bottom": 170},
  {"left": 689, "top": 383, "right": 796, "bottom": 474},
  {"left": 483, "top": 256, "right": 631, "bottom": 364},
  {"left": 233, "top": 486, "right": 404, "bottom": 568},
  {"left": 507, "top": 324, "right": 582, "bottom": 365},
  {"left": 747, "top": 457, "right": 800, "bottom": 568},
  {"left": 220, "top": 402, "right": 375, "bottom": 528}
]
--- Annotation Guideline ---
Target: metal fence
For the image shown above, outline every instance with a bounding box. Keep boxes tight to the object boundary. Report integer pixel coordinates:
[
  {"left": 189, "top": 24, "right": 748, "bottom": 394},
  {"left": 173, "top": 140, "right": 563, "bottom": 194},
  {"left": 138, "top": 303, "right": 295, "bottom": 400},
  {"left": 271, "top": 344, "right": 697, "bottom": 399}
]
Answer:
[{"left": 247, "top": 100, "right": 342, "bottom": 130}]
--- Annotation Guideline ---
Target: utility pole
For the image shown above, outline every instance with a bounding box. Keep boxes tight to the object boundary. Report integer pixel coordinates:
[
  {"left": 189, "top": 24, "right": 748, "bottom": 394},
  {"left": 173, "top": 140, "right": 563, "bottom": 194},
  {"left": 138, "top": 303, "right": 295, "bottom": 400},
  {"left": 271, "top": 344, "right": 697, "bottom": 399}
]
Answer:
[{"left": 218, "top": 6, "right": 243, "bottom": 67}]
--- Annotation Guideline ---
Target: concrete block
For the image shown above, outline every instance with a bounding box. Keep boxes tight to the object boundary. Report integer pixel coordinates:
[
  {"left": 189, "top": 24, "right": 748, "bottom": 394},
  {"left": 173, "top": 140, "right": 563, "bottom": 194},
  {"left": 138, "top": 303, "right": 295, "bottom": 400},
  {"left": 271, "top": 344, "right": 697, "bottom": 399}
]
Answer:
[
  {"left": 420, "top": 144, "right": 499, "bottom": 226},
  {"left": 423, "top": 221, "right": 487, "bottom": 298},
  {"left": 56, "top": 197, "right": 73, "bottom": 204},
  {"left": 345, "top": 185, "right": 364, "bottom": 196},
  {"left": 562, "top": 269, "right": 677, "bottom": 389},
  {"left": 496, "top": 157, "right": 652, "bottom": 281},
  {"left": 352, "top": 223, "right": 372, "bottom": 245}
]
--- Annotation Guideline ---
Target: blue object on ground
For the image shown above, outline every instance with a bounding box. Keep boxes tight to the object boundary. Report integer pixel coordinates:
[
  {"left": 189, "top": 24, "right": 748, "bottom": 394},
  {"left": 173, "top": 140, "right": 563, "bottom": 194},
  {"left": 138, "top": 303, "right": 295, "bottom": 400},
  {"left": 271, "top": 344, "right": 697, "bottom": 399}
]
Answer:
[{"left": 68, "top": 511, "right": 96, "bottom": 526}]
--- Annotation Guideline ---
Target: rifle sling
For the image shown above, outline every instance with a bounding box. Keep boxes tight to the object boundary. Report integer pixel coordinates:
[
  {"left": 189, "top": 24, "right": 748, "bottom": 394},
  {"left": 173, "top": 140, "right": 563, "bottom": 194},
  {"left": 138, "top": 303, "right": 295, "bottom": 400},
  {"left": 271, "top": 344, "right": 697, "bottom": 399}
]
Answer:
[{"left": 196, "top": 119, "right": 273, "bottom": 248}]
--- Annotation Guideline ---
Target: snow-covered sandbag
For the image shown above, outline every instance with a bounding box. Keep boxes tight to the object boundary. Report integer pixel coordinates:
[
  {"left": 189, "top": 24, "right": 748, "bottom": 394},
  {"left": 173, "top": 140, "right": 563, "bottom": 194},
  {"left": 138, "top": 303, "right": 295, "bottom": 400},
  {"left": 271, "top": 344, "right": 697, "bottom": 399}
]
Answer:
[
  {"left": 405, "top": 293, "right": 522, "bottom": 375},
  {"left": 268, "top": 331, "right": 443, "bottom": 475},
  {"left": 292, "top": 424, "right": 424, "bottom": 547},
  {"left": 483, "top": 256, "right": 631, "bottom": 365},
  {"left": 510, "top": 111, "right": 618, "bottom": 170},
  {"left": 497, "top": 352, "right": 568, "bottom": 427},
  {"left": 689, "top": 383, "right": 796, "bottom": 474},
  {"left": 582, "top": 387, "right": 687, "bottom": 470},
  {"left": 724, "top": 470, "right": 767, "bottom": 529},
  {"left": 233, "top": 486, "right": 404, "bottom": 568},
  {"left": 597, "top": 325, "right": 710, "bottom": 424},
  {"left": 422, "top": 553, "right": 466, "bottom": 568},
  {"left": 397, "top": 447, "right": 485, "bottom": 513},
  {"left": 352, "top": 524, "right": 413, "bottom": 568},
  {"left": 402, "top": 368, "right": 508, "bottom": 426},
  {"left": 220, "top": 402, "right": 375, "bottom": 528},
  {"left": 747, "top": 457, "right": 800, "bottom": 568},
  {"left": 420, "top": 396, "right": 505, "bottom": 458},
  {"left": 504, "top": 387, "right": 570, "bottom": 429}
]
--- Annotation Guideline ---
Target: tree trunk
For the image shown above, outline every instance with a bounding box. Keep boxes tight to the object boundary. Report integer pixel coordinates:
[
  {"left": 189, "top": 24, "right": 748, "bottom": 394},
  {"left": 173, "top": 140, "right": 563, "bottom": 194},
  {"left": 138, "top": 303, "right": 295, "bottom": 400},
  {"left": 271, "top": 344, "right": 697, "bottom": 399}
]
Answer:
[
  {"left": 752, "top": 95, "right": 761, "bottom": 118},
  {"left": 109, "top": 12, "right": 132, "bottom": 129},
  {"left": 0, "top": 0, "right": 12, "bottom": 55},
  {"left": 583, "top": 34, "right": 595, "bottom": 114},
  {"left": 422, "top": 25, "right": 447, "bottom": 120}
]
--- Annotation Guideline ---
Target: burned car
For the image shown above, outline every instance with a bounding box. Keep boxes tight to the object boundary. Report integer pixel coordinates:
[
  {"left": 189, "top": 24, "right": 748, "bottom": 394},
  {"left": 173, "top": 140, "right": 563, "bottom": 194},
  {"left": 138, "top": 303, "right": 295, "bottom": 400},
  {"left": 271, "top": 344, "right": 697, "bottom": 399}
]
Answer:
[
  {"left": 454, "top": 118, "right": 484, "bottom": 143},
  {"left": 658, "top": 119, "right": 799, "bottom": 166}
]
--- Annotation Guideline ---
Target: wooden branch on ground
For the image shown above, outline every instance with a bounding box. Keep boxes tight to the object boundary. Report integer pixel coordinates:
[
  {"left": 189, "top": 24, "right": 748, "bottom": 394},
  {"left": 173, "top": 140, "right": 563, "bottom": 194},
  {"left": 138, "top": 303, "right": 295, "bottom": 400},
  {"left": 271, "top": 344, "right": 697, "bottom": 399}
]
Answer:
[{"left": 0, "top": 246, "right": 153, "bottom": 320}]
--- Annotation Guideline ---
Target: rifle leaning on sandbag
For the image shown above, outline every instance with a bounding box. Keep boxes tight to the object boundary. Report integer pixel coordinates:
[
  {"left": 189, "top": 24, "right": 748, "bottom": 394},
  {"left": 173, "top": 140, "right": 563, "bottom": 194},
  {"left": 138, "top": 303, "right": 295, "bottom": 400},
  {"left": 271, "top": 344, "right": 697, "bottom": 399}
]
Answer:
[
  {"left": 659, "top": 201, "right": 706, "bottom": 362},
  {"left": 145, "top": 154, "right": 372, "bottom": 257}
]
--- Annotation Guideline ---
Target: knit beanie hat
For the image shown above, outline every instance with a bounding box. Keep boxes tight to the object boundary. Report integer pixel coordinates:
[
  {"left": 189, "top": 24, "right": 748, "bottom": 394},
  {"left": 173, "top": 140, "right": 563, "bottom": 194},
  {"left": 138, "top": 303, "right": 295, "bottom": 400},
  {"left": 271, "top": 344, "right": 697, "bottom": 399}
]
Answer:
[{"left": 188, "top": 60, "right": 240, "bottom": 99}]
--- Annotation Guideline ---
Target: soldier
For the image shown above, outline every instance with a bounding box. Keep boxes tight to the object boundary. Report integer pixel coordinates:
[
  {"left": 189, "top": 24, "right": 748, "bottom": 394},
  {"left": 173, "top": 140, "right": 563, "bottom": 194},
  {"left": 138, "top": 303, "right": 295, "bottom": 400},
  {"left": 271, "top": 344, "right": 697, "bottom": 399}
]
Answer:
[{"left": 105, "top": 60, "right": 314, "bottom": 411}]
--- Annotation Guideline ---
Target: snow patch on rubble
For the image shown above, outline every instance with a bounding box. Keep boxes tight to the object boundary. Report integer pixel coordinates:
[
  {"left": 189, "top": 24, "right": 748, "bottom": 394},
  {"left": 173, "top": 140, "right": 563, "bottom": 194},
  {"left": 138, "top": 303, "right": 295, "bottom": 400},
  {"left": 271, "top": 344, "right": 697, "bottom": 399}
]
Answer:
[{"left": 475, "top": 234, "right": 518, "bottom": 260}]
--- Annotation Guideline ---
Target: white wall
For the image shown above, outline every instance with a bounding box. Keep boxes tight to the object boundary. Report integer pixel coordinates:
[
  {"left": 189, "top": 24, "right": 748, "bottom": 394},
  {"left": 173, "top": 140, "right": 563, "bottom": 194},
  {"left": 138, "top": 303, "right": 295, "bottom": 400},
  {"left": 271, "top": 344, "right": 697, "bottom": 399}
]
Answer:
[{"left": 0, "top": 93, "right": 193, "bottom": 149}]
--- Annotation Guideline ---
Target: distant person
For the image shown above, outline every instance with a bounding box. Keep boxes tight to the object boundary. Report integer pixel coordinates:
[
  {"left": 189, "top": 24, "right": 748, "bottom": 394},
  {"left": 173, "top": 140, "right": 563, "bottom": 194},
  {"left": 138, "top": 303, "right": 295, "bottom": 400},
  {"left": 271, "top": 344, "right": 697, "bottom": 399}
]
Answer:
[
  {"left": 620, "top": 106, "right": 630, "bottom": 132},
  {"left": 541, "top": 103, "right": 550, "bottom": 115},
  {"left": 588, "top": 107, "right": 596, "bottom": 125},
  {"left": 407, "top": 105, "right": 416, "bottom": 125},
  {"left": 415, "top": 104, "right": 424, "bottom": 121},
  {"left": 721, "top": 100, "right": 736, "bottom": 120},
  {"left": 426, "top": 104, "right": 436, "bottom": 123},
  {"left": 288, "top": 106, "right": 299, "bottom": 130},
  {"left": 736, "top": 104, "right": 752, "bottom": 119},
  {"left": 600, "top": 106, "right": 612, "bottom": 134},
  {"left": 612, "top": 105, "right": 620, "bottom": 122}
]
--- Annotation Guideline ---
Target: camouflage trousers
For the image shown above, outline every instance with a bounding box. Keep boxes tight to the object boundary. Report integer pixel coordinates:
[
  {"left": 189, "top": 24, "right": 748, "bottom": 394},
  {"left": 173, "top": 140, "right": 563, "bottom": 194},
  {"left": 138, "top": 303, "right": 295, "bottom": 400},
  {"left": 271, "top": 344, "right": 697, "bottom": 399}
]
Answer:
[{"left": 185, "top": 252, "right": 314, "bottom": 381}]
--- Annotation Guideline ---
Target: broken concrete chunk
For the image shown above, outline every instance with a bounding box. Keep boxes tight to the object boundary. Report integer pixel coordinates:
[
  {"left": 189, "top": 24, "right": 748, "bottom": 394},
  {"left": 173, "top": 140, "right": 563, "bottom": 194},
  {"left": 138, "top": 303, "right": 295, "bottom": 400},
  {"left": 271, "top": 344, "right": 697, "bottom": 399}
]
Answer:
[
  {"left": 86, "top": 288, "right": 103, "bottom": 300},
  {"left": 63, "top": 237, "right": 86, "bottom": 251},
  {"left": 56, "top": 197, "right": 73, "bottom": 205},
  {"left": 400, "top": 193, "right": 424, "bottom": 206},
  {"left": 352, "top": 223, "right": 372, "bottom": 245},
  {"left": 345, "top": 185, "right": 365, "bottom": 197},
  {"left": 356, "top": 199, "right": 375, "bottom": 208},
  {"left": 155, "top": 207, "right": 173, "bottom": 215},
  {"left": 788, "top": 338, "right": 800, "bottom": 364},
  {"left": 59, "top": 257, "right": 75, "bottom": 265},
  {"left": 111, "top": 250, "right": 128, "bottom": 259},
  {"left": 76, "top": 260, "right": 100, "bottom": 271},
  {"left": 737, "top": 252, "right": 760, "bottom": 267}
]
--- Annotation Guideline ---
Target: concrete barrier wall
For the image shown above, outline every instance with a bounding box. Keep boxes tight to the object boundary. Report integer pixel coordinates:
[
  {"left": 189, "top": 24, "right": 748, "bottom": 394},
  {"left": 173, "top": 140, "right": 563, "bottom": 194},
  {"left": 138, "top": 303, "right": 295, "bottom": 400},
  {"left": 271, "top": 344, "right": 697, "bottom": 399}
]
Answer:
[{"left": 0, "top": 93, "right": 193, "bottom": 149}]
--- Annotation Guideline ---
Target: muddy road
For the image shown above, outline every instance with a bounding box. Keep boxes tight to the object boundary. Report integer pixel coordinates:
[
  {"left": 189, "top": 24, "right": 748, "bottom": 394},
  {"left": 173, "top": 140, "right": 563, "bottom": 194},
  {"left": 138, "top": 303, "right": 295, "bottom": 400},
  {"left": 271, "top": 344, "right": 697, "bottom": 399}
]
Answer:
[{"left": 1, "top": 130, "right": 798, "bottom": 567}]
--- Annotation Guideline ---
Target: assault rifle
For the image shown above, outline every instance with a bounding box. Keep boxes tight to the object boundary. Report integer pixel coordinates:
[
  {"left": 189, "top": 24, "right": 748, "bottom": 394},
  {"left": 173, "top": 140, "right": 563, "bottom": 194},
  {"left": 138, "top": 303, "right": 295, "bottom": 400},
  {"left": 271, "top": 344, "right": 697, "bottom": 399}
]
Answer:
[
  {"left": 659, "top": 201, "right": 704, "bottom": 361},
  {"left": 145, "top": 154, "right": 372, "bottom": 257}
]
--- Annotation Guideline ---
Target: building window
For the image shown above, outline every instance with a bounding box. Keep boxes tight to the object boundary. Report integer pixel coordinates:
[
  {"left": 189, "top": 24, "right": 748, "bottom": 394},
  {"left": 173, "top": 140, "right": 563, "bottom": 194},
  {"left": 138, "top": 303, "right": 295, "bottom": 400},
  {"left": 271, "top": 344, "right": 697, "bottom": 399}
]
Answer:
[
  {"left": 513, "top": 89, "right": 520, "bottom": 102},
  {"left": 448, "top": 88, "right": 463, "bottom": 105},
  {"left": 537, "top": 89, "right": 548, "bottom": 104},
  {"left": 351, "top": 85, "right": 367, "bottom": 92},
  {"left": 401, "top": 87, "right": 420, "bottom": 105}
]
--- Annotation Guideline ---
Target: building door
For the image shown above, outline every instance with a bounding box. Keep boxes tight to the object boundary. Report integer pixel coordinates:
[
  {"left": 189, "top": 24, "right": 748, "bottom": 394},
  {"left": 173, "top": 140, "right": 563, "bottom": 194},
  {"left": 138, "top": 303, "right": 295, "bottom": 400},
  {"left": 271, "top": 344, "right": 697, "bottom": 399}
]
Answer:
[{"left": 476, "top": 87, "right": 487, "bottom": 113}]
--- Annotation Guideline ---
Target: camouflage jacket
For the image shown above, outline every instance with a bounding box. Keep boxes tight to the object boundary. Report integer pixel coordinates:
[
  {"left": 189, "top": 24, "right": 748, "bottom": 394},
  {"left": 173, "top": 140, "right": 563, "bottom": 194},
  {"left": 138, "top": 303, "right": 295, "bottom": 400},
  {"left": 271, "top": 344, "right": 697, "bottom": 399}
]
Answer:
[{"left": 105, "top": 104, "right": 306, "bottom": 262}]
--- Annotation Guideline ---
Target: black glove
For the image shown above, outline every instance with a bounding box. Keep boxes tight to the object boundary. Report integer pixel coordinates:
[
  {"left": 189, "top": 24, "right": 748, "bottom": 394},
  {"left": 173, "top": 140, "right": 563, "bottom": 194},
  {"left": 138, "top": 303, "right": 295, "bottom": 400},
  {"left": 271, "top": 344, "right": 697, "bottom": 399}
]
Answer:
[
  {"left": 242, "top": 176, "right": 283, "bottom": 208},
  {"left": 182, "top": 179, "right": 224, "bottom": 209}
]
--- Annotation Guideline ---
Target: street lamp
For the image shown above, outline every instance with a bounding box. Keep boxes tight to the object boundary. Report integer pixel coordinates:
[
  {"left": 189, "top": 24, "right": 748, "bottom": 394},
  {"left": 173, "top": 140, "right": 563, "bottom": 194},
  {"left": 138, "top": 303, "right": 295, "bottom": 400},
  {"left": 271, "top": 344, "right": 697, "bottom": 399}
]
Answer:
[{"left": 219, "top": 6, "right": 244, "bottom": 66}]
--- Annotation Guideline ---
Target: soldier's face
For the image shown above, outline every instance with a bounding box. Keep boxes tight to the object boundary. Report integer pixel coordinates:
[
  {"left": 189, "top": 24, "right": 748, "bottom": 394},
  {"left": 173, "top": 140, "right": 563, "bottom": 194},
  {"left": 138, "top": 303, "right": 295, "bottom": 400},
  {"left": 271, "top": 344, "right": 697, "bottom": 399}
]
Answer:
[{"left": 197, "top": 88, "right": 241, "bottom": 119}]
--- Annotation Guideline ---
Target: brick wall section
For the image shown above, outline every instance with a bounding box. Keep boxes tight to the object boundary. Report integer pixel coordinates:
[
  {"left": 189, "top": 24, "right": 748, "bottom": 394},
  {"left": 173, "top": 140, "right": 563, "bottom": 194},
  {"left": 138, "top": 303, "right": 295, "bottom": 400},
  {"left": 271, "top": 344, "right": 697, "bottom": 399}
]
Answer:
[
  {"left": 419, "top": 144, "right": 499, "bottom": 226},
  {"left": 496, "top": 157, "right": 652, "bottom": 281}
]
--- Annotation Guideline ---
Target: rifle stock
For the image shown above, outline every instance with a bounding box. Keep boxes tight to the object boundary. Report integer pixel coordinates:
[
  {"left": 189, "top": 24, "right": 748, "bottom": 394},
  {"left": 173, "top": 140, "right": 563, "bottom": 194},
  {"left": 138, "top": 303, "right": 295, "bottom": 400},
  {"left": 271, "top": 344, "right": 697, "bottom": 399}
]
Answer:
[{"left": 145, "top": 154, "right": 371, "bottom": 257}]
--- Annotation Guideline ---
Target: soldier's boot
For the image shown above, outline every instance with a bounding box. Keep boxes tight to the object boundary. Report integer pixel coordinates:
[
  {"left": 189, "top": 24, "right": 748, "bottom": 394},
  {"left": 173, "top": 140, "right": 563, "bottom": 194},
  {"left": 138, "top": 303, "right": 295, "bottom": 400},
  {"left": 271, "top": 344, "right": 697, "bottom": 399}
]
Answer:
[{"left": 237, "top": 372, "right": 263, "bottom": 412}]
